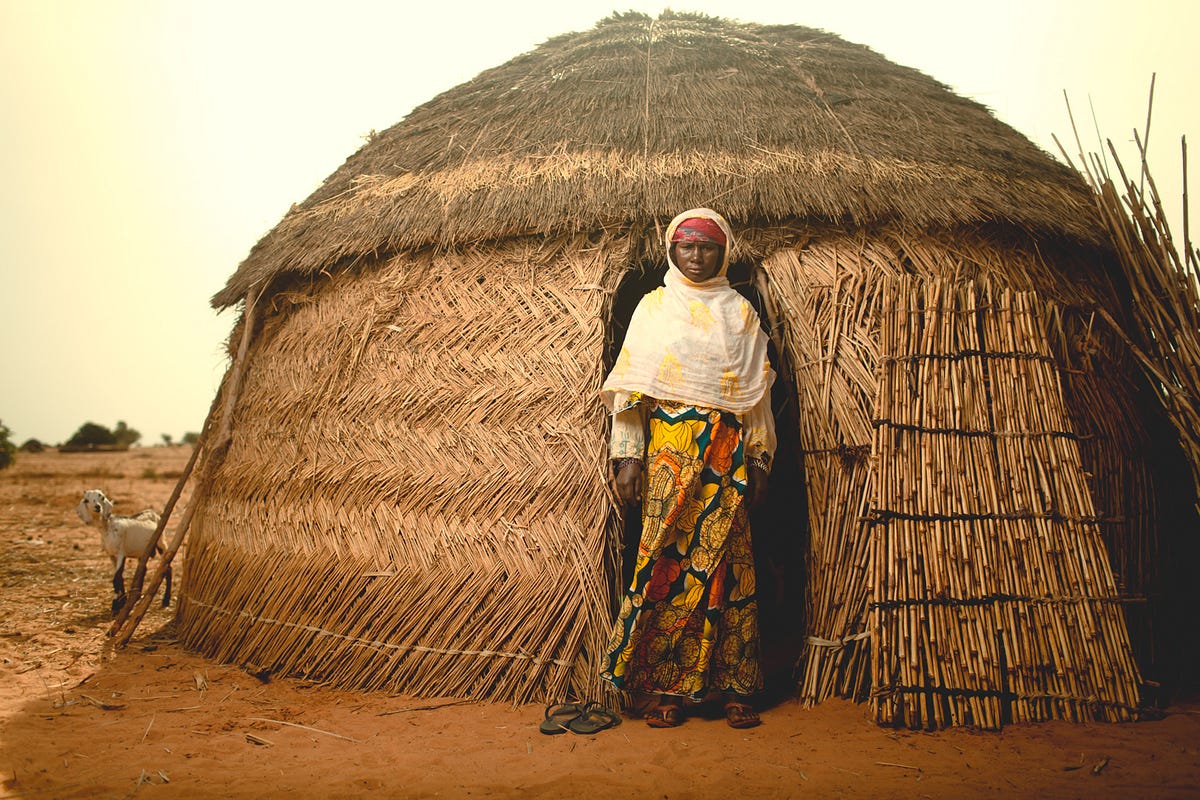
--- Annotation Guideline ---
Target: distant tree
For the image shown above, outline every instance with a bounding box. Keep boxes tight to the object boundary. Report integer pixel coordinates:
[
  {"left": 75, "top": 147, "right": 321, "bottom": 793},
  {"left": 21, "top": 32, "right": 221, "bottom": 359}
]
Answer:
[
  {"left": 161, "top": 433, "right": 174, "bottom": 446},
  {"left": 20, "top": 438, "right": 44, "bottom": 453},
  {"left": 181, "top": 431, "right": 200, "bottom": 446},
  {"left": 67, "top": 421, "right": 117, "bottom": 447},
  {"left": 0, "top": 420, "right": 15, "bottom": 470},
  {"left": 113, "top": 420, "right": 141, "bottom": 448}
]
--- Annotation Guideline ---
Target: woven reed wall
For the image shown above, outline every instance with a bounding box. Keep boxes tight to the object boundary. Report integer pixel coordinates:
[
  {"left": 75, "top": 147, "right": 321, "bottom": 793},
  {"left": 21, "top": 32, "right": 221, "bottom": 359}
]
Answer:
[
  {"left": 763, "top": 231, "right": 1157, "bottom": 719},
  {"left": 178, "top": 235, "right": 624, "bottom": 703}
]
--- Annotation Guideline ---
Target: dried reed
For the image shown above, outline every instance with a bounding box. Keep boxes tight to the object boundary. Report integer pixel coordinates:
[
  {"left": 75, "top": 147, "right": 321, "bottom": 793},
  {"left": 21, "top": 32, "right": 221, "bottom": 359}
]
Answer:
[
  {"left": 868, "top": 278, "right": 1140, "bottom": 728},
  {"left": 178, "top": 236, "right": 623, "bottom": 704},
  {"left": 1059, "top": 104, "right": 1200, "bottom": 515},
  {"left": 766, "top": 231, "right": 1152, "bottom": 724}
]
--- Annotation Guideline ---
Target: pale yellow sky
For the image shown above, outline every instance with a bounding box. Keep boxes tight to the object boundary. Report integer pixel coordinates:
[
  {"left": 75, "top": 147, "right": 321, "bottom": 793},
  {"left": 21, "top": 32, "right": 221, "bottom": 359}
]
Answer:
[{"left": 1, "top": 0, "right": 1195, "bottom": 444}]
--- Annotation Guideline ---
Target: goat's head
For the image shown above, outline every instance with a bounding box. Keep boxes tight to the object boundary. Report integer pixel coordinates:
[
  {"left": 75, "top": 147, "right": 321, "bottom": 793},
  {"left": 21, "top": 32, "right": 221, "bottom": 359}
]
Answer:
[{"left": 76, "top": 489, "right": 114, "bottom": 525}]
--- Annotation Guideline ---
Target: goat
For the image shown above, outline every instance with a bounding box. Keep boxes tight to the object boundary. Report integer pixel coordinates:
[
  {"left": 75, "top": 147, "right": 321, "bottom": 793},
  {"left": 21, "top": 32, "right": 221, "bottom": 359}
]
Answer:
[{"left": 76, "top": 489, "right": 172, "bottom": 616}]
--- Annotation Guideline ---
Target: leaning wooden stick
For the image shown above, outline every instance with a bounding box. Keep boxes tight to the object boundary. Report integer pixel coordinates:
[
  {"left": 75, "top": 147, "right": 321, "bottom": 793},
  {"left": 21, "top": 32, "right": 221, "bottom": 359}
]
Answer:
[
  {"left": 108, "top": 397, "right": 213, "bottom": 635},
  {"left": 114, "top": 289, "right": 260, "bottom": 647}
]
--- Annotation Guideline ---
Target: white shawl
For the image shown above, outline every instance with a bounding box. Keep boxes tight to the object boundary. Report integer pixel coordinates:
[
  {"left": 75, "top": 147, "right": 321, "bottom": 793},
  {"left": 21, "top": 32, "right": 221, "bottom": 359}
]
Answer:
[{"left": 601, "top": 208, "right": 774, "bottom": 414}]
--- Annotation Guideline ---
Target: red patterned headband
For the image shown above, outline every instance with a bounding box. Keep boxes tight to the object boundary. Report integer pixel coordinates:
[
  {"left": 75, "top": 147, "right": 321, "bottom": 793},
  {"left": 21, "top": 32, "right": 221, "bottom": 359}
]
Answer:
[{"left": 671, "top": 217, "right": 727, "bottom": 247}]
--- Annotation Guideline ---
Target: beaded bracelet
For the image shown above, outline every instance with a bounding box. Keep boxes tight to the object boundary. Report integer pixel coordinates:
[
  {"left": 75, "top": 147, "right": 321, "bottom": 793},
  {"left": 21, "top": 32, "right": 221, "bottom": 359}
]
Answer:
[
  {"left": 613, "top": 457, "right": 643, "bottom": 474},
  {"left": 746, "top": 454, "right": 771, "bottom": 474}
]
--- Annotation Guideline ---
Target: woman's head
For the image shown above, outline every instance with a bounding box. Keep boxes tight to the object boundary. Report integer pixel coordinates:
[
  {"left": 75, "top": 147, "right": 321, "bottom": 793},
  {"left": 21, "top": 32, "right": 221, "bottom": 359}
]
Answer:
[{"left": 665, "top": 208, "right": 734, "bottom": 282}]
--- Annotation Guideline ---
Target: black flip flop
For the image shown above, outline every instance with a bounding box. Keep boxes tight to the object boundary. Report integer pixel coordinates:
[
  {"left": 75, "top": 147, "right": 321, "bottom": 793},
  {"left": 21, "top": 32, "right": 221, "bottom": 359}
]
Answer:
[
  {"left": 567, "top": 702, "right": 622, "bottom": 735},
  {"left": 538, "top": 702, "right": 585, "bottom": 735}
]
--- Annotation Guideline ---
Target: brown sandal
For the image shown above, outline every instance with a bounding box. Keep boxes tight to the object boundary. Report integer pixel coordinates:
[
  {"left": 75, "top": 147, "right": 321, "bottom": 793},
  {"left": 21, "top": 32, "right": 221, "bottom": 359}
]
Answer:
[
  {"left": 645, "top": 704, "right": 685, "bottom": 728},
  {"left": 724, "top": 701, "right": 761, "bottom": 729}
]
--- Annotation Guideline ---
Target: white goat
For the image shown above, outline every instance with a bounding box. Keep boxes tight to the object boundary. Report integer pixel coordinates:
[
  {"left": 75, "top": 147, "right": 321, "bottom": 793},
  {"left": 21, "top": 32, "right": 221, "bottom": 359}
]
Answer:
[{"left": 76, "top": 489, "right": 172, "bottom": 616}]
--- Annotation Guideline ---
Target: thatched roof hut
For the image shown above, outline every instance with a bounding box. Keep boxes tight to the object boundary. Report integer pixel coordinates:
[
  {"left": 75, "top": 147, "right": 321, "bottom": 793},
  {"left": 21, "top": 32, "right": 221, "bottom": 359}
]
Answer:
[{"left": 181, "top": 11, "right": 1185, "bottom": 728}]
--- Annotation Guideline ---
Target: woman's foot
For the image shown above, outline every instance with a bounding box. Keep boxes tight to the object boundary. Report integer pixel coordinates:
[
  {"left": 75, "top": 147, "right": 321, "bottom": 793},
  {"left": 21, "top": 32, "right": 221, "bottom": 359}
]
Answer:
[
  {"left": 645, "top": 699, "right": 685, "bottom": 728},
  {"left": 723, "top": 699, "right": 761, "bottom": 729}
]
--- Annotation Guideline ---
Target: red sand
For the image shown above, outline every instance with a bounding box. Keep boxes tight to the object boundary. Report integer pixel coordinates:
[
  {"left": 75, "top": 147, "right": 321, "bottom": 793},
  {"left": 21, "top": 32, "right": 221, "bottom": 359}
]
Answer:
[{"left": 2, "top": 447, "right": 1197, "bottom": 799}]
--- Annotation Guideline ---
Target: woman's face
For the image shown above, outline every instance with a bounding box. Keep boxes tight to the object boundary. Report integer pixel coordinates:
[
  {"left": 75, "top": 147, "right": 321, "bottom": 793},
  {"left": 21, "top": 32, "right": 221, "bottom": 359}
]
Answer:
[{"left": 673, "top": 240, "right": 723, "bottom": 282}]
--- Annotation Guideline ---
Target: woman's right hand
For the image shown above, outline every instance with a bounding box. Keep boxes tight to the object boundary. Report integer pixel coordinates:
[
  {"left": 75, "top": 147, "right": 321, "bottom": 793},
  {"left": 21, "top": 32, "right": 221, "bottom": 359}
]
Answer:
[{"left": 615, "top": 461, "right": 644, "bottom": 506}]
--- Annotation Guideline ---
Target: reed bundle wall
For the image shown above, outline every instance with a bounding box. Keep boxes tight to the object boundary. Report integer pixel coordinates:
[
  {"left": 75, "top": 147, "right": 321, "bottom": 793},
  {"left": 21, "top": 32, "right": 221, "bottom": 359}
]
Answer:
[
  {"left": 762, "top": 232, "right": 1160, "bottom": 715},
  {"left": 868, "top": 278, "right": 1140, "bottom": 727},
  {"left": 178, "top": 236, "right": 624, "bottom": 703}
]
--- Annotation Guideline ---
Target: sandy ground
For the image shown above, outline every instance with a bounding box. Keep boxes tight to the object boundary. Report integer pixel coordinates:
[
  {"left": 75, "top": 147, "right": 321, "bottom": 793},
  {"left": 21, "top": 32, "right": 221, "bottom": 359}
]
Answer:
[{"left": 1, "top": 446, "right": 1197, "bottom": 799}]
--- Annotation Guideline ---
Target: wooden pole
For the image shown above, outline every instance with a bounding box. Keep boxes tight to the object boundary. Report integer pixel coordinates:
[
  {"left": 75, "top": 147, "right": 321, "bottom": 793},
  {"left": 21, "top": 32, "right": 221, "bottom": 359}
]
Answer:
[
  {"left": 107, "top": 403, "right": 210, "bottom": 634},
  {"left": 114, "top": 289, "right": 260, "bottom": 646}
]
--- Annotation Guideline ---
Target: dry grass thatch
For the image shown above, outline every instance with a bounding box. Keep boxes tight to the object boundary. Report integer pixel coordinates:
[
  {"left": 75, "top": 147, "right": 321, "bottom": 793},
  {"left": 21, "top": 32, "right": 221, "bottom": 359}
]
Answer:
[{"left": 213, "top": 11, "right": 1100, "bottom": 307}]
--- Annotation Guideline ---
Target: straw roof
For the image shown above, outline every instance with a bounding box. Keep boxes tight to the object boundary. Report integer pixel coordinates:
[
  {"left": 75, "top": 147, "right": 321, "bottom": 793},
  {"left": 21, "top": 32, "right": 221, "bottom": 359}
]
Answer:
[{"left": 214, "top": 10, "right": 1098, "bottom": 307}]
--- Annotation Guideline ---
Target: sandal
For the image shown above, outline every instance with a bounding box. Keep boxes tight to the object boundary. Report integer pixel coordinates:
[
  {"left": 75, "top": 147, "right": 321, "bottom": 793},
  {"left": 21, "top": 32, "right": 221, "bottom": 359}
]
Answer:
[
  {"left": 567, "top": 702, "right": 622, "bottom": 735},
  {"left": 724, "top": 701, "right": 761, "bottom": 729},
  {"left": 645, "top": 703, "right": 685, "bottom": 728},
  {"left": 538, "top": 702, "right": 584, "bottom": 735}
]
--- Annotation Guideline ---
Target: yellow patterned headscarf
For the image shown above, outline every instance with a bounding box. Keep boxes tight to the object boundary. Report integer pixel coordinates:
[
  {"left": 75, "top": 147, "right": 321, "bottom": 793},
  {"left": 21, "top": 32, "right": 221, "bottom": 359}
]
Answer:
[{"left": 601, "top": 208, "right": 774, "bottom": 414}]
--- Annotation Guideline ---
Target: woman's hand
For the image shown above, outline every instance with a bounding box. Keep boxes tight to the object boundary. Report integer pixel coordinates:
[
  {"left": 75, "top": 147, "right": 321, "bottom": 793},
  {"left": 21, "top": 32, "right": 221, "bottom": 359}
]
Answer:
[
  {"left": 615, "top": 461, "right": 644, "bottom": 506},
  {"left": 747, "top": 463, "right": 769, "bottom": 510}
]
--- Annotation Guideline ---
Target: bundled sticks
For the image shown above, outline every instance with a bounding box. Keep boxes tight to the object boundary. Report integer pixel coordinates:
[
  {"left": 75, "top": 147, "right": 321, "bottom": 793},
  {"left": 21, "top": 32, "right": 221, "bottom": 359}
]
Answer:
[
  {"left": 869, "top": 278, "right": 1140, "bottom": 728},
  {"left": 766, "top": 229, "right": 1156, "bottom": 724},
  {"left": 1059, "top": 107, "right": 1200, "bottom": 516}
]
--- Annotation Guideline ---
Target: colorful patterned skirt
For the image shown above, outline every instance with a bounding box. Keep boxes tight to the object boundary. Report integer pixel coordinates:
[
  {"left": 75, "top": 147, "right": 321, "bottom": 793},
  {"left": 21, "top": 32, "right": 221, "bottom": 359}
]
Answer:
[{"left": 600, "top": 402, "right": 762, "bottom": 699}]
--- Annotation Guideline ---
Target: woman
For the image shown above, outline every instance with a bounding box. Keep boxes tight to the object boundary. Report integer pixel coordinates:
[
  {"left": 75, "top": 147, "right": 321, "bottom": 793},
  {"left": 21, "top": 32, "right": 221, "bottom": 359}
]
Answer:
[{"left": 600, "top": 208, "right": 776, "bottom": 729}]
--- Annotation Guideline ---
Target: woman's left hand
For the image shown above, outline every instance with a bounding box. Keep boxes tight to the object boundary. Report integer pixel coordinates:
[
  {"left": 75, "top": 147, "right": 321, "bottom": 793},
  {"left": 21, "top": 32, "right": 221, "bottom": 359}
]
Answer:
[
  {"left": 747, "top": 464, "right": 769, "bottom": 510},
  {"left": 615, "top": 460, "right": 644, "bottom": 506}
]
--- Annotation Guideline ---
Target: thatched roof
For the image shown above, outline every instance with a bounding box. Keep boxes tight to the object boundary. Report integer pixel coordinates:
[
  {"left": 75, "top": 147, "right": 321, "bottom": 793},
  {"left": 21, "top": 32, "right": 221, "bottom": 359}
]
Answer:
[{"left": 214, "top": 11, "right": 1098, "bottom": 308}]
